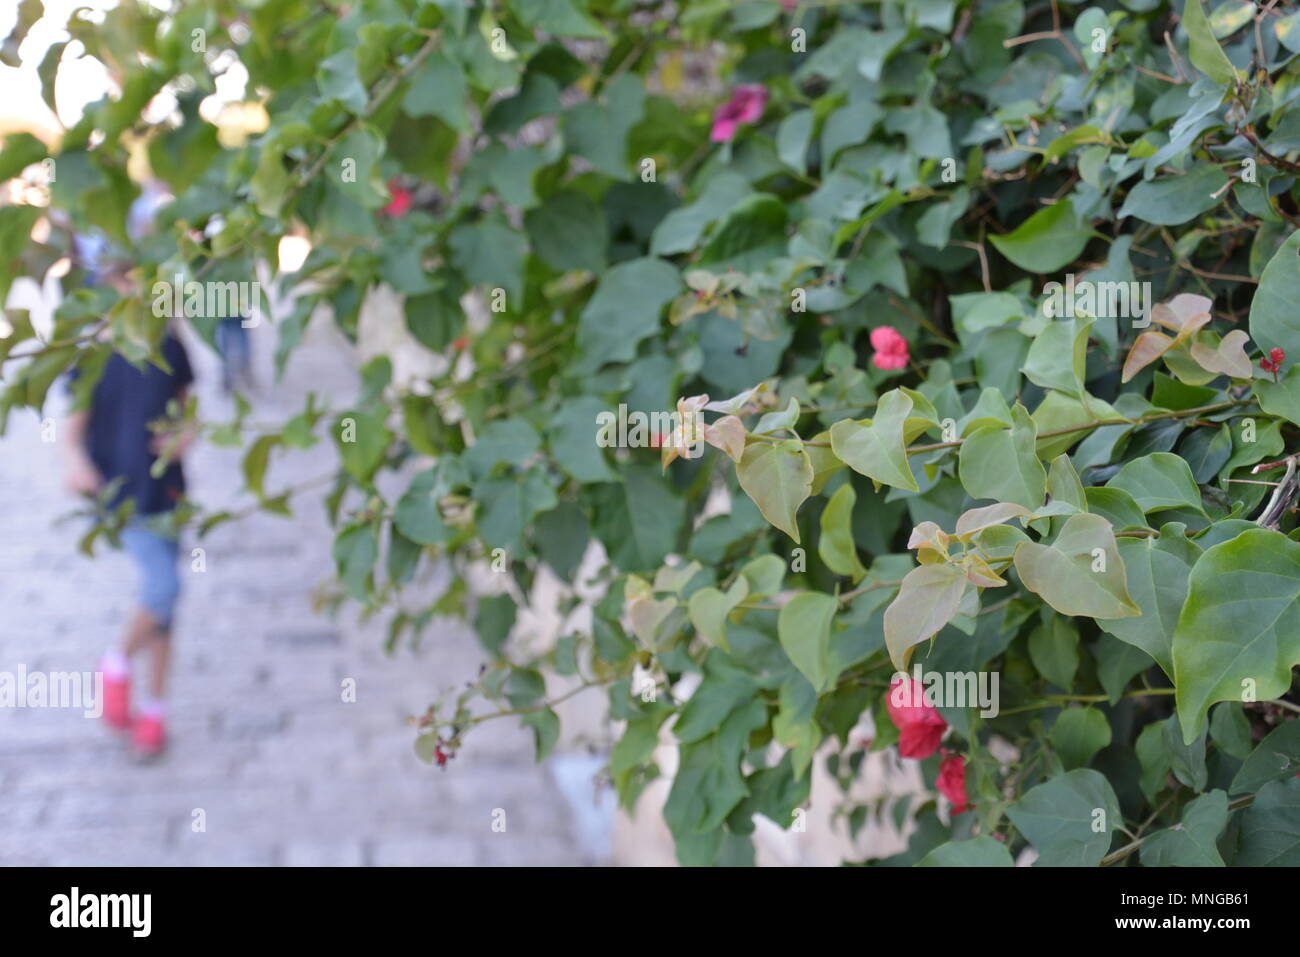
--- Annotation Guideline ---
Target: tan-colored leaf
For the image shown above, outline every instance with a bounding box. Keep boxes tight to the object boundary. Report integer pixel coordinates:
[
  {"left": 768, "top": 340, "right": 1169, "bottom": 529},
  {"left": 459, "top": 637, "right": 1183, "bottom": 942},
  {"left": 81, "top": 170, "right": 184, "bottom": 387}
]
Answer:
[
  {"left": 1121, "top": 329, "right": 1175, "bottom": 382},
  {"left": 704, "top": 380, "right": 778, "bottom": 415},
  {"left": 1151, "top": 293, "right": 1211, "bottom": 333},
  {"left": 704, "top": 414, "right": 746, "bottom": 462},
  {"left": 1189, "top": 329, "right": 1253, "bottom": 379},
  {"left": 960, "top": 552, "right": 1008, "bottom": 587},
  {"left": 907, "top": 521, "right": 952, "bottom": 558},
  {"left": 954, "top": 502, "right": 1033, "bottom": 540}
]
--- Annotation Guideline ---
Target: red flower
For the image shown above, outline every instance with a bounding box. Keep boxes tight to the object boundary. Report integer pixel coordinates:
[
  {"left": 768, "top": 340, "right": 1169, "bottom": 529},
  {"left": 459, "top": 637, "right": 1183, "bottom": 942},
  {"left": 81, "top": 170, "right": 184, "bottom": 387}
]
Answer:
[
  {"left": 452, "top": 336, "right": 468, "bottom": 351},
  {"left": 886, "top": 676, "right": 947, "bottom": 759},
  {"left": 382, "top": 181, "right": 413, "bottom": 217},
  {"left": 710, "top": 85, "right": 768, "bottom": 143},
  {"left": 870, "top": 325, "right": 910, "bottom": 371},
  {"left": 1261, "top": 347, "right": 1285, "bottom": 375},
  {"left": 937, "top": 752, "right": 974, "bottom": 814},
  {"left": 434, "top": 746, "right": 448, "bottom": 767}
]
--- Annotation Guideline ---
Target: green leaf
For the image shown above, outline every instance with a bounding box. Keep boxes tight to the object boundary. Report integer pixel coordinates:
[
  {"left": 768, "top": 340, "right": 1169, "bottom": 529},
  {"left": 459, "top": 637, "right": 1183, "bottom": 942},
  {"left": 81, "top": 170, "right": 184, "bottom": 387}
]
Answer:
[
  {"left": 1046, "top": 454, "right": 1088, "bottom": 511},
  {"left": 1249, "top": 229, "right": 1300, "bottom": 363},
  {"left": 1183, "top": 0, "right": 1239, "bottom": 85},
  {"left": 1023, "top": 319, "right": 1090, "bottom": 397},
  {"left": 474, "top": 593, "right": 516, "bottom": 656},
  {"left": 1117, "top": 165, "right": 1230, "bottom": 226},
  {"left": 588, "top": 464, "right": 685, "bottom": 571},
  {"left": 521, "top": 707, "right": 561, "bottom": 761},
  {"left": 0, "top": 131, "right": 46, "bottom": 182},
  {"left": 1050, "top": 707, "right": 1112, "bottom": 770},
  {"left": 1210, "top": 701, "right": 1255, "bottom": 761},
  {"left": 464, "top": 418, "right": 542, "bottom": 479},
  {"left": 1164, "top": 716, "right": 1208, "bottom": 791},
  {"left": 564, "top": 73, "right": 645, "bottom": 178},
  {"left": 736, "top": 438, "right": 814, "bottom": 543},
  {"left": 958, "top": 404, "right": 1046, "bottom": 508},
  {"left": 1097, "top": 523, "right": 1201, "bottom": 678},
  {"left": 884, "top": 562, "right": 968, "bottom": 670},
  {"left": 819, "top": 483, "right": 867, "bottom": 581},
  {"left": 401, "top": 51, "right": 469, "bottom": 130},
  {"left": 524, "top": 190, "right": 607, "bottom": 273},
  {"left": 917, "top": 836, "right": 1014, "bottom": 867},
  {"left": 1235, "top": 777, "right": 1300, "bottom": 866},
  {"left": 549, "top": 397, "right": 616, "bottom": 483},
  {"left": 448, "top": 217, "right": 528, "bottom": 303},
  {"left": 241, "top": 434, "right": 280, "bottom": 499},
  {"left": 508, "top": 0, "right": 605, "bottom": 38},
  {"left": 331, "top": 127, "right": 389, "bottom": 209},
  {"left": 474, "top": 469, "right": 559, "bottom": 553},
  {"left": 697, "top": 194, "right": 789, "bottom": 272},
  {"left": 1006, "top": 769, "right": 1121, "bottom": 866},
  {"left": 776, "top": 109, "right": 814, "bottom": 174},
  {"left": 1096, "top": 634, "right": 1155, "bottom": 703},
  {"left": 778, "top": 592, "right": 838, "bottom": 693},
  {"left": 393, "top": 473, "right": 450, "bottom": 545},
  {"left": 1180, "top": 424, "right": 1232, "bottom": 483},
  {"left": 1230, "top": 717, "right": 1300, "bottom": 794},
  {"left": 1028, "top": 615, "right": 1081, "bottom": 689},
  {"left": 1255, "top": 364, "right": 1300, "bottom": 428},
  {"left": 1084, "top": 486, "right": 1150, "bottom": 529},
  {"left": 335, "top": 410, "right": 392, "bottom": 484},
  {"left": 333, "top": 521, "right": 379, "bottom": 602},
  {"left": 989, "top": 199, "right": 1093, "bottom": 273},
  {"left": 1014, "top": 513, "right": 1141, "bottom": 619},
  {"left": 1173, "top": 528, "right": 1300, "bottom": 743},
  {"left": 576, "top": 257, "right": 682, "bottom": 371},
  {"left": 688, "top": 577, "right": 749, "bottom": 651},
  {"left": 829, "top": 389, "right": 919, "bottom": 492},
  {"left": 535, "top": 502, "right": 590, "bottom": 582},
  {"left": 1139, "top": 790, "right": 1228, "bottom": 867},
  {"left": 1106, "top": 452, "right": 1205, "bottom": 514}
]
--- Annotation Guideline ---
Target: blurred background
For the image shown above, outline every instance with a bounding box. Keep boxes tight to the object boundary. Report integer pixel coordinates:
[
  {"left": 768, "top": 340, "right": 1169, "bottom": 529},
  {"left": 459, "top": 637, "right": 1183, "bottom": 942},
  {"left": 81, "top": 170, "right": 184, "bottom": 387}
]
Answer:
[{"left": 0, "top": 0, "right": 625, "bottom": 867}]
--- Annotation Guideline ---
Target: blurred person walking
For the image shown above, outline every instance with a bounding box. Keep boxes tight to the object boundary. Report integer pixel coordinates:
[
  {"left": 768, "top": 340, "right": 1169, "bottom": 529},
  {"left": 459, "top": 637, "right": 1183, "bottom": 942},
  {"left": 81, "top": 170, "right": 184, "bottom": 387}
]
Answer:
[{"left": 62, "top": 261, "right": 196, "bottom": 759}]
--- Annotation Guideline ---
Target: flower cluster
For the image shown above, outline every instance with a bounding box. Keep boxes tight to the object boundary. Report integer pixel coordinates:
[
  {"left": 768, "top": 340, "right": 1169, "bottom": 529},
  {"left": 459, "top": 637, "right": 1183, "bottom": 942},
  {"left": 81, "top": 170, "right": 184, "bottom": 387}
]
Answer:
[{"left": 886, "top": 678, "right": 973, "bottom": 814}]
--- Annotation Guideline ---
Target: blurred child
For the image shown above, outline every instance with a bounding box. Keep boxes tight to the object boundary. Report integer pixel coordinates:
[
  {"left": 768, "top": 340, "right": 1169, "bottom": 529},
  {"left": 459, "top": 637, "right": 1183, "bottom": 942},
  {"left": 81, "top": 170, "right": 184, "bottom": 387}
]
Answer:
[{"left": 63, "top": 265, "right": 195, "bottom": 758}]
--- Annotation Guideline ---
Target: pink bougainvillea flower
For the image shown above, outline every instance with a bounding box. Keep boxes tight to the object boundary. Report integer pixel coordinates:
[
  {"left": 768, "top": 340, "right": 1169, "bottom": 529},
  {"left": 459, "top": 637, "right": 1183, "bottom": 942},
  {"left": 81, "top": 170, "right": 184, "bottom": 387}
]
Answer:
[
  {"left": 886, "top": 677, "right": 948, "bottom": 759},
  {"left": 382, "top": 181, "right": 413, "bottom": 217},
  {"left": 1261, "top": 346, "right": 1285, "bottom": 375},
  {"left": 870, "top": 325, "right": 910, "bottom": 371},
  {"left": 781, "top": 0, "right": 799, "bottom": 10},
  {"left": 710, "top": 85, "right": 768, "bottom": 143},
  {"left": 937, "top": 752, "right": 974, "bottom": 814}
]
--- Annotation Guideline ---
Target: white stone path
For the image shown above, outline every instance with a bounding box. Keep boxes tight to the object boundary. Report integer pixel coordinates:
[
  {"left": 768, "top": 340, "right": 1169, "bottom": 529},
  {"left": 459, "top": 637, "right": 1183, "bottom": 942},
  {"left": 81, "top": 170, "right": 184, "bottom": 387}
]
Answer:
[{"left": 0, "top": 318, "right": 610, "bottom": 866}]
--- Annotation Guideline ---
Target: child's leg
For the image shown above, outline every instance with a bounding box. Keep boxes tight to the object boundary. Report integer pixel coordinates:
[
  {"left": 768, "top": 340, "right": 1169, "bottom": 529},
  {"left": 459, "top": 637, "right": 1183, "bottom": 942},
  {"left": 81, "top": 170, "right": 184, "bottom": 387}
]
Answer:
[{"left": 120, "top": 523, "right": 182, "bottom": 700}]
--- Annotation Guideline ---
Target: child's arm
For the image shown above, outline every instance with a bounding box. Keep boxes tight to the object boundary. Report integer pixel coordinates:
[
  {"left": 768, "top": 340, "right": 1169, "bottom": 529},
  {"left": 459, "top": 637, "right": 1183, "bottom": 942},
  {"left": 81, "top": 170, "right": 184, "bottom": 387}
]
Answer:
[{"left": 63, "top": 409, "right": 102, "bottom": 495}]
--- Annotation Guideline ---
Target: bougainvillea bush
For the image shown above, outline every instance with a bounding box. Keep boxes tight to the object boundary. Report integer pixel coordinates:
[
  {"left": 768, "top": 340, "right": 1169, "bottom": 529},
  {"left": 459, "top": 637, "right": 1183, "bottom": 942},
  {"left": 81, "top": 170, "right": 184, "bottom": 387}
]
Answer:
[{"left": 5, "top": 0, "right": 1300, "bottom": 866}]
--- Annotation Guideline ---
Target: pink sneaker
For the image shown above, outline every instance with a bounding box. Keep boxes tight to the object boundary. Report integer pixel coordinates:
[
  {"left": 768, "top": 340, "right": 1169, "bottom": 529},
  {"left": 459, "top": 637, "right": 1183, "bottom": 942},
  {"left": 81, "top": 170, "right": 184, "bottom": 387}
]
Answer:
[
  {"left": 132, "top": 714, "right": 166, "bottom": 758},
  {"left": 102, "top": 672, "right": 131, "bottom": 730}
]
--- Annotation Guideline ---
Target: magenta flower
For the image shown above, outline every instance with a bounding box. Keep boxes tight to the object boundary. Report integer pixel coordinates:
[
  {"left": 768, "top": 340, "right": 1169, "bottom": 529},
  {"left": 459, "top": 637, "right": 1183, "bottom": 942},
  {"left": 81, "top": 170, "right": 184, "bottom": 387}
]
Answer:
[
  {"left": 870, "top": 325, "right": 910, "bottom": 371},
  {"left": 710, "top": 85, "right": 768, "bottom": 143}
]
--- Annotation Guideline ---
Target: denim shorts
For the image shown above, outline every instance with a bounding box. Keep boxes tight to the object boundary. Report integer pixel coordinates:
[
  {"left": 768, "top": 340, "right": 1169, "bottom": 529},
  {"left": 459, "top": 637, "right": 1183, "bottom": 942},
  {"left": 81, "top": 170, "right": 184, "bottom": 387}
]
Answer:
[{"left": 120, "top": 522, "right": 182, "bottom": 631}]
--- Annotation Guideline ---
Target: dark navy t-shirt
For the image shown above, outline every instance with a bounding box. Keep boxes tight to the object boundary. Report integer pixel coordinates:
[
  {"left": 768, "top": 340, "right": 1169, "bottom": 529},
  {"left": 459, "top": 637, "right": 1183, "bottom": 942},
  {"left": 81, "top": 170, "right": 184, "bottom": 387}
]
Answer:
[{"left": 77, "top": 335, "right": 194, "bottom": 515}]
